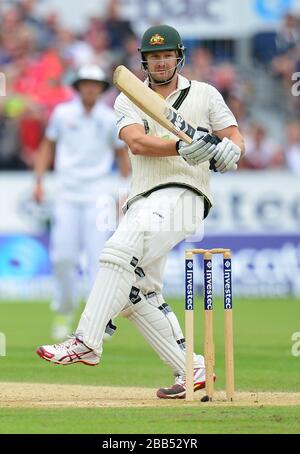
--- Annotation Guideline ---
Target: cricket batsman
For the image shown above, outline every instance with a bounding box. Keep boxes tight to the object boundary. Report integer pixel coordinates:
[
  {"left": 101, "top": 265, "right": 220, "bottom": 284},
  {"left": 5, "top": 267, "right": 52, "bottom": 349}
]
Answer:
[{"left": 37, "top": 25, "right": 244, "bottom": 399}]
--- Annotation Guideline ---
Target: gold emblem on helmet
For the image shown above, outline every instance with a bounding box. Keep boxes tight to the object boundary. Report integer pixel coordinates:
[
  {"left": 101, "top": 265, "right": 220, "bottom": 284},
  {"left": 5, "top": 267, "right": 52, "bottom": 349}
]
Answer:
[{"left": 149, "top": 34, "right": 165, "bottom": 45}]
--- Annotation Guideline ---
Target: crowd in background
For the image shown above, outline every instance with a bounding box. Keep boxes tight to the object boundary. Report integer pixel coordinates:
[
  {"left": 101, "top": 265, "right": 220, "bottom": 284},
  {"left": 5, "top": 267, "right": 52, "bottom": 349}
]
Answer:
[{"left": 0, "top": 0, "right": 300, "bottom": 173}]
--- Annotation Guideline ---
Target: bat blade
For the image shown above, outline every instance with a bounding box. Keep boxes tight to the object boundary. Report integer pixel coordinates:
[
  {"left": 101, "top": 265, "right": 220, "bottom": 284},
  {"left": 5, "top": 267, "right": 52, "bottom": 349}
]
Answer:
[{"left": 113, "top": 65, "right": 194, "bottom": 143}]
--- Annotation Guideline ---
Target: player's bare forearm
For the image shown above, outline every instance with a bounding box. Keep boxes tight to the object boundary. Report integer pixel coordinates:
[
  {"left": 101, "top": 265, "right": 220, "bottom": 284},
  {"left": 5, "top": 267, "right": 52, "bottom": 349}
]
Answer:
[
  {"left": 214, "top": 126, "right": 245, "bottom": 158},
  {"left": 33, "top": 138, "right": 55, "bottom": 203},
  {"left": 35, "top": 138, "right": 55, "bottom": 181},
  {"left": 120, "top": 124, "right": 178, "bottom": 157},
  {"left": 227, "top": 129, "right": 245, "bottom": 158}
]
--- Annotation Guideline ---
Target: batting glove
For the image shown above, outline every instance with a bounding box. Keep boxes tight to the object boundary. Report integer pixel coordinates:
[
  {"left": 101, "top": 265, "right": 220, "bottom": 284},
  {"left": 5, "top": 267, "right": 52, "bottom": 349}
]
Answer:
[
  {"left": 213, "top": 137, "right": 241, "bottom": 173},
  {"left": 176, "top": 128, "right": 220, "bottom": 166}
]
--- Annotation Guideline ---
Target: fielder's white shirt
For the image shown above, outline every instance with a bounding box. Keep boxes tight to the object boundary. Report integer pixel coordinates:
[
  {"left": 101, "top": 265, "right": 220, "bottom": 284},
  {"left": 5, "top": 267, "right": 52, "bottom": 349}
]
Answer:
[
  {"left": 46, "top": 97, "right": 123, "bottom": 202},
  {"left": 114, "top": 74, "right": 237, "bottom": 211}
]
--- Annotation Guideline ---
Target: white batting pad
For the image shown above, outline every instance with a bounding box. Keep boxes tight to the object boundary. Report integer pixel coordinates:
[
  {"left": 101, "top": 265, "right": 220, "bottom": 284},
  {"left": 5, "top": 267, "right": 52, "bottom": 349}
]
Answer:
[
  {"left": 124, "top": 291, "right": 204, "bottom": 375},
  {"left": 76, "top": 242, "right": 140, "bottom": 352}
]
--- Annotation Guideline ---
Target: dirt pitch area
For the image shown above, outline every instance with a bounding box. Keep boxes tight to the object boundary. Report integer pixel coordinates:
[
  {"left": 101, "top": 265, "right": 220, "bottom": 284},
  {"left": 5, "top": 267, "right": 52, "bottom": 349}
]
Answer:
[{"left": 1, "top": 382, "right": 300, "bottom": 408}]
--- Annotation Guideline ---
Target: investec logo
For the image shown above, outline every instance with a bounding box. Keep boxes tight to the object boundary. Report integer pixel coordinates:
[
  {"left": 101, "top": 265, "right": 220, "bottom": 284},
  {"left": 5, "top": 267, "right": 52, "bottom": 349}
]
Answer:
[
  {"left": 224, "top": 263, "right": 232, "bottom": 309},
  {"left": 205, "top": 264, "right": 213, "bottom": 309},
  {"left": 186, "top": 260, "right": 193, "bottom": 309}
]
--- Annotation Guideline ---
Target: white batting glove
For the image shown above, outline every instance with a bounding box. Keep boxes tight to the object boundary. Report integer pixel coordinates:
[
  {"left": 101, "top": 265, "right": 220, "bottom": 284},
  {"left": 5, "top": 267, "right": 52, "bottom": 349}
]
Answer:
[
  {"left": 177, "top": 129, "right": 219, "bottom": 166},
  {"left": 213, "top": 137, "right": 241, "bottom": 173}
]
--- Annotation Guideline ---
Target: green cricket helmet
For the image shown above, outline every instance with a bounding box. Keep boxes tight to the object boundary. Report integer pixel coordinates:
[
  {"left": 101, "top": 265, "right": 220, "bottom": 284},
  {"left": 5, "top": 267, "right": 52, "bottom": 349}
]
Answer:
[{"left": 139, "top": 24, "right": 185, "bottom": 70}]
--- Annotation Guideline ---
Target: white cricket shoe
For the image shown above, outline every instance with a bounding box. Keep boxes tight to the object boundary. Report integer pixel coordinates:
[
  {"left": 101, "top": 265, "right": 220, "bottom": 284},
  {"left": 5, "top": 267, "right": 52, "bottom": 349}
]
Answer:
[
  {"left": 36, "top": 336, "right": 99, "bottom": 366},
  {"left": 156, "top": 367, "right": 216, "bottom": 399}
]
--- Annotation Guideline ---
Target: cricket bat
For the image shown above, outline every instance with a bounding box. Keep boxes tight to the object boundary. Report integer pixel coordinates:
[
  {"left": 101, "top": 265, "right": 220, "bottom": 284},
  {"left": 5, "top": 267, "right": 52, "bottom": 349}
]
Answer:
[{"left": 113, "top": 65, "right": 219, "bottom": 168}]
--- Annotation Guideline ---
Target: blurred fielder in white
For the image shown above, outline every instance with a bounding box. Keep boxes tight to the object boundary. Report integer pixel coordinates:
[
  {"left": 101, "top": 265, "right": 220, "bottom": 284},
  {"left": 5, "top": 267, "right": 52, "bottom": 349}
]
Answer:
[{"left": 34, "top": 65, "right": 129, "bottom": 340}]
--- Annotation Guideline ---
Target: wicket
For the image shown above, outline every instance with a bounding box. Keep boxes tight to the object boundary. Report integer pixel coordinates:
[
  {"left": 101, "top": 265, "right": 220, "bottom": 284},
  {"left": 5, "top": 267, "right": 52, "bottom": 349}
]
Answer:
[{"left": 185, "top": 248, "right": 234, "bottom": 402}]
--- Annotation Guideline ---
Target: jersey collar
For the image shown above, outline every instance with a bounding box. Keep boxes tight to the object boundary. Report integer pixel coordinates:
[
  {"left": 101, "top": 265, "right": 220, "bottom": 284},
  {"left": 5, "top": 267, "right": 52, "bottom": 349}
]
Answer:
[{"left": 145, "top": 74, "right": 190, "bottom": 98}]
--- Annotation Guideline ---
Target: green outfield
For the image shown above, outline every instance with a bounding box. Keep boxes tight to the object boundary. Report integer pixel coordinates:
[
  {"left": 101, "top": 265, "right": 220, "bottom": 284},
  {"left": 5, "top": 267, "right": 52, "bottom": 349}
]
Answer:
[{"left": 0, "top": 297, "right": 300, "bottom": 434}]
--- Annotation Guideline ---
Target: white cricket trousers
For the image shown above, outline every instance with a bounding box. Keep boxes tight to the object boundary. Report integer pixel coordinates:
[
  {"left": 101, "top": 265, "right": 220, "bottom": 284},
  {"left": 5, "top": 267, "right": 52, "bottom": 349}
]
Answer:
[
  {"left": 77, "top": 187, "right": 205, "bottom": 352},
  {"left": 50, "top": 199, "right": 109, "bottom": 315},
  {"left": 116, "top": 187, "right": 205, "bottom": 294}
]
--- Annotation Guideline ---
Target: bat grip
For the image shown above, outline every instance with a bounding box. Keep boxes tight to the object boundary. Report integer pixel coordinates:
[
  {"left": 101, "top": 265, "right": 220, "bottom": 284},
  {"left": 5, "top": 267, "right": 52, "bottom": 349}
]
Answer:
[
  {"left": 209, "top": 158, "right": 217, "bottom": 172},
  {"left": 208, "top": 133, "right": 221, "bottom": 172}
]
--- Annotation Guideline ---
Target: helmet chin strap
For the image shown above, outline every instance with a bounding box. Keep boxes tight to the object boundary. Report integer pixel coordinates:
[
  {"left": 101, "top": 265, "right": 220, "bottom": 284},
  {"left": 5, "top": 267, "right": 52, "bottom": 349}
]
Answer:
[
  {"left": 149, "top": 67, "right": 178, "bottom": 86},
  {"left": 142, "top": 57, "right": 185, "bottom": 86}
]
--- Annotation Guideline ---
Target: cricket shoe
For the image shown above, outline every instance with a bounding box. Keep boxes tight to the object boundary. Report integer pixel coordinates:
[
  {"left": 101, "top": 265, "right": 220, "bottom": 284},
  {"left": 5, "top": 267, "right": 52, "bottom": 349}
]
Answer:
[
  {"left": 156, "top": 368, "right": 216, "bottom": 399},
  {"left": 36, "top": 335, "right": 99, "bottom": 366}
]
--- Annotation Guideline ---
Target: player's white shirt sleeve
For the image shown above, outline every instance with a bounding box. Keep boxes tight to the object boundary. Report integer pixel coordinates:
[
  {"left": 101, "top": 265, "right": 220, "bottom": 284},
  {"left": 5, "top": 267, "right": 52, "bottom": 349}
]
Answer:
[
  {"left": 114, "top": 92, "right": 144, "bottom": 137},
  {"left": 45, "top": 105, "right": 61, "bottom": 141},
  {"left": 207, "top": 85, "right": 238, "bottom": 131}
]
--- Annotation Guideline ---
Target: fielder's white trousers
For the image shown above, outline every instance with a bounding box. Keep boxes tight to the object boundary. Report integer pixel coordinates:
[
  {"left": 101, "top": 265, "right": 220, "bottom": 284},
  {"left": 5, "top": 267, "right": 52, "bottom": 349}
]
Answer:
[{"left": 50, "top": 199, "right": 109, "bottom": 315}]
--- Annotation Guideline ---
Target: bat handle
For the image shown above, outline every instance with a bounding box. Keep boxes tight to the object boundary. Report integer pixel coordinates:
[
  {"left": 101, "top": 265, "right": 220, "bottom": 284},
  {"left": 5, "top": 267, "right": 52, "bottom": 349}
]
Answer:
[
  {"left": 209, "top": 134, "right": 221, "bottom": 172},
  {"left": 209, "top": 158, "right": 217, "bottom": 172}
]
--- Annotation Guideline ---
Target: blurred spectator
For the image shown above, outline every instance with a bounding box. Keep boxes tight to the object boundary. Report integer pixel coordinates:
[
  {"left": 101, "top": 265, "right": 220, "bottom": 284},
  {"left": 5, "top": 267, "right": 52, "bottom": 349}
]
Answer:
[
  {"left": 1, "top": 4, "right": 23, "bottom": 38},
  {"left": 213, "top": 63, "right": 240, "bottom": 102},
  {"left": 12, "top": 46, "right": 73, "bottom": 117},
  {"left": 121, "top": 35, "right": 143, "bottom": 77},
  {"left": 184, "top": 47, "right": 248, "bottom": 106},
  {"left": 0, "top": 34, "right": 11, "bottom": 65},
  {"left": 19, "top": 105, "right": 44, "bottom": 168},
  {"left": 276, "top": 13, "right": 300, "bottom": 54},
  {"left": 86, "top": 15, "right": 105, "bottom": 35},
  {"left": 271, "top": 13, "right": 300, "bottom": 115},
  {"left": 18, "top": 0, "right": 40, "bottom": 25},
  {"left": 105, "top": 0, "right": 136, "bottom": 51},
  {"left": 0, "top": 5, "right": 36, "bottom": 61},
  {"left": 184, "top": 46, "right": 214, "bottom": 83},
  {"left": 252, "top": 31, "right": 277, "bottom": 65},
  {"left": 57, "top": 28, "right": 94, "bottom": 69},
  {"left": 240, "top": 123, "right": 284, "bottom": 170},
  {"left": 0, "top": 100, "right": 24, "bottom": 169},
  {"left": 227, "top": 94, "right": 248, "bottom": 132},
  {"left": 285, "top": 120, "right": 300, "bottom": 174},
  {"left": 17, "top": 0, "right": 46, "bottom": 50},
  {"left": 85, "top": 28, "right": 117, "bottom": 74},
  {"left": 41, "top": 12, "right": 61, "bottom": 49},
  {"left": 101, "top": 33, "right": 143, "bottom": 109},
  {"left": 0, "top": 1, "right": 296, "bottom": 172},
  {"left": 272, "top": 51, "right": 296, "bottom": 89}
]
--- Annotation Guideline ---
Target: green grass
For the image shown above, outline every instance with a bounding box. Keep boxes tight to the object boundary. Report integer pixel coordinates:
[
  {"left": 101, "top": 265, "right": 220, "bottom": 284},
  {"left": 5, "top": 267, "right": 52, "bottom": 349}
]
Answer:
[
  {"left": 1, "top": 298, "right": 300, "bottom": 391},
  {"left": 0, "top": 297, "right": 300, "bottom": 433},
  {"left": 1, "top": 407, "right": 300, "bottom": 434}
]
